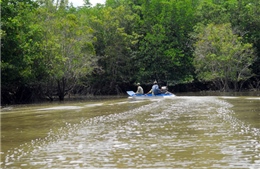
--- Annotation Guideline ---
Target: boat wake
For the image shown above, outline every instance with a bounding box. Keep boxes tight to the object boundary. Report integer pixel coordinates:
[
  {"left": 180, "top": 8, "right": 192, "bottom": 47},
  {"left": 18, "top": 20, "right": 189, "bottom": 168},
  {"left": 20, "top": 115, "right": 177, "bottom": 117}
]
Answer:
[{"left": 2, "top": 96, "right": 260, "bottom": 168}]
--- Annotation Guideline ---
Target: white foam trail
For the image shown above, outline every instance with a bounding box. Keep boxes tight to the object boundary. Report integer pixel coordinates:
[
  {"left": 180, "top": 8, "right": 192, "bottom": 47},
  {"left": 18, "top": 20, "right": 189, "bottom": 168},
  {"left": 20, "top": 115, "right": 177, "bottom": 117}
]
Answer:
[
  {"left": 38, "top": 106, "right": 83, "bottom": 111},
  {"left": 2, "top": 97, "right": 259, "bottom": 169}
]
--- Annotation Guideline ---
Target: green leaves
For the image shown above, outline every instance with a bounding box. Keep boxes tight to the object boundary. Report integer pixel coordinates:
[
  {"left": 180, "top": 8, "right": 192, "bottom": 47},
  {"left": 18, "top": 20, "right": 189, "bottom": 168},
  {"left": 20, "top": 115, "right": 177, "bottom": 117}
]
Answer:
[
  {"left": 2, "top": 0, "right": 260, "bottom": 103},
  {"left": 1, "top": 0, "right": 41, "bottom": 83},
  {"left": 135, "top": 0, "right": 196, "bottom": 83},
  {"left": 193, "top": 23, "right": 256, "bottom": 91}
]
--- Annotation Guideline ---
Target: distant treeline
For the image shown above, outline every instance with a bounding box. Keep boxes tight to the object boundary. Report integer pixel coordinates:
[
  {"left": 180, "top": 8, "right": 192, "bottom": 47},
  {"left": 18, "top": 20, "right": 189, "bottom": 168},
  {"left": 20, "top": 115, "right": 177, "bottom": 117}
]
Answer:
[{"left": 1, "top": 0, "right": 259, "bottom": 104}]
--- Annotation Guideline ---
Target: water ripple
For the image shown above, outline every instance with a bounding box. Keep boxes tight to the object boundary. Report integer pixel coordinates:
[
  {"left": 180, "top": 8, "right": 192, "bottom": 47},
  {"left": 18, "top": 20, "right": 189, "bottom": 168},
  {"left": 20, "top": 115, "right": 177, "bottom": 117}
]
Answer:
[{"left": 2, "top": 97, "right": 260, "bottom": 169}]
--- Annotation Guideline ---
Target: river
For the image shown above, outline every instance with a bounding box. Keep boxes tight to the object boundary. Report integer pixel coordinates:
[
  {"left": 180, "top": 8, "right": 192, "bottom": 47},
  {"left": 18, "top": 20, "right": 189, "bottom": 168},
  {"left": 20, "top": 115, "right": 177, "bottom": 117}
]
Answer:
[{"left": 1, "top": 93, "right": 260, "bottom": 168}]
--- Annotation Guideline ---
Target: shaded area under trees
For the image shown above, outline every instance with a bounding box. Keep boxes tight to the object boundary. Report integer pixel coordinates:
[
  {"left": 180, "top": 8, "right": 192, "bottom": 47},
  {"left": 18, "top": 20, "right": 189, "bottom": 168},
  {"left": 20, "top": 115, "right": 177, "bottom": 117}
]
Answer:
[{"left": 1, "top": 0, "right": 259, "bottom": 105}]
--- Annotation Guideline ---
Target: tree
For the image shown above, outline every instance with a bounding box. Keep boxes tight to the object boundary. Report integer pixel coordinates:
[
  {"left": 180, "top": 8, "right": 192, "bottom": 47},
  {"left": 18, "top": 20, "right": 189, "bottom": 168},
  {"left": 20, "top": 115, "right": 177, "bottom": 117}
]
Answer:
[
  {"left": 80, "top": 4, "right": 139, "bottom": 94},
  {"left": 1, "top": 0, "right": 44, "bottom": 104},
  {"left": 134, "top": 0, "right": 196, "bottom": 85},
  {"left": 228, "top": 0, "right": 260, "bottom": 89},
  {"left": 194, "top": 0, "right": 231, "bottom": 25},
  {"left": 37, "top": 1, "right": 98, "bottom": 100},
  {"left": 193, "top": 23, "right": 256, "bottom": 91}
]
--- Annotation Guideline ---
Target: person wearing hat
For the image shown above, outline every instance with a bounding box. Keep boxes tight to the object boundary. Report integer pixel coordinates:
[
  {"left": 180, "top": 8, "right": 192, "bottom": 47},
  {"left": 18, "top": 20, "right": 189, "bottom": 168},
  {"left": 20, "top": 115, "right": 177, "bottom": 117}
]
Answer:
[
  {"left": 135, "top": 83, "right": 144, "bottom": 95},
  {"left": 147, "top": 80, "right": 161, "bottom": 95}
]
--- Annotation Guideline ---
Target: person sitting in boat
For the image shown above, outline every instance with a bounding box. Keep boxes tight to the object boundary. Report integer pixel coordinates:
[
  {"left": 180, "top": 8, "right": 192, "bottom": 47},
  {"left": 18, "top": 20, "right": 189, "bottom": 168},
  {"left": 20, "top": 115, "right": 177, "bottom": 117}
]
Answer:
[
  {"left": 135, "top": 83, "right": 144, "bottom": 95},
  {"left": 147, "top": 80, "right": 161, "bottom": 95}
]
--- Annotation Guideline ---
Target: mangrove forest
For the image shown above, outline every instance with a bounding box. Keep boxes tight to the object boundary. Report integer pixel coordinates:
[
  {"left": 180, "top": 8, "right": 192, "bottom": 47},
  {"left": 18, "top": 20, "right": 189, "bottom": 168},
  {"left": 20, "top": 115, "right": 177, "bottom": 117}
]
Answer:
[{"left": 1, "top": 0, "right": 260, "bottom": 104}]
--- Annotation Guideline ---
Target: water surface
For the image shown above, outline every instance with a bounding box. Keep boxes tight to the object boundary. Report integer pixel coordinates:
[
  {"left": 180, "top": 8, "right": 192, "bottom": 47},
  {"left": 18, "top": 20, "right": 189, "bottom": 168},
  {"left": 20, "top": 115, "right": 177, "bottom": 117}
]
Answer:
[{"left": 1, "top": 96, "right": 260, "bottom": 168}]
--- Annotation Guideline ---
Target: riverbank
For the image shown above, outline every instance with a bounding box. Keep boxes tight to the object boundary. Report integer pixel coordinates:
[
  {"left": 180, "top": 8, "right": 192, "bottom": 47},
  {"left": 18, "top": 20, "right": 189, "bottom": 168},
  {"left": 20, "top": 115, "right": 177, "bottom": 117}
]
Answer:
[{"left": 1, "top": 75, "right": 260, "bottom": 106}]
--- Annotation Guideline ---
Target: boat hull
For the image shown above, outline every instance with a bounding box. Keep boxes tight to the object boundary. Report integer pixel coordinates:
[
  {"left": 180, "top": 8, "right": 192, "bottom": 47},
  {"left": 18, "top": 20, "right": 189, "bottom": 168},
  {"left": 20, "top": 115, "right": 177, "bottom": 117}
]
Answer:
[{"left": 127, "top": 91, "right": 175, "bottom": 99}]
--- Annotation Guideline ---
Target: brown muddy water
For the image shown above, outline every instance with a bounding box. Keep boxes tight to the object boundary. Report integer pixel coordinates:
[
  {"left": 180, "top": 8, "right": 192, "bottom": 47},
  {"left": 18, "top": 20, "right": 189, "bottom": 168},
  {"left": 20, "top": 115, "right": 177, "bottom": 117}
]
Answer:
[{"left": 1, "top": 94, "right": 260, "bottom": 168}]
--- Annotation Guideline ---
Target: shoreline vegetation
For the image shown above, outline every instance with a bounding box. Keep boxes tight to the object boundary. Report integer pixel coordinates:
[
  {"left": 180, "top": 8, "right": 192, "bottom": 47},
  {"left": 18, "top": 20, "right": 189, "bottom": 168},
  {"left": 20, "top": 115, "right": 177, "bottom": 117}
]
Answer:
[
  {"left": 1, "top": 0, "right": 260, "bottom": 105},
  {"left": 1, "top": 90, "right": 259, "bottom": 108},
  {"left": 1, "top": 83, "right": 259, "bottom": 107}
]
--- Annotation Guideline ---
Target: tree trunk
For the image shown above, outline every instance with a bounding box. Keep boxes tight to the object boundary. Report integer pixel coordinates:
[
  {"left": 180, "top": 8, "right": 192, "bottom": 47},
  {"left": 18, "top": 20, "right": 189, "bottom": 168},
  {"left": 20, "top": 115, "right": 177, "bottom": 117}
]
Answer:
[
  {"left": 224, "top": 77, "right": 230, "bottom": 92},
  {"left": 57, "top": 78, "right": 66, "bottom": 101}
]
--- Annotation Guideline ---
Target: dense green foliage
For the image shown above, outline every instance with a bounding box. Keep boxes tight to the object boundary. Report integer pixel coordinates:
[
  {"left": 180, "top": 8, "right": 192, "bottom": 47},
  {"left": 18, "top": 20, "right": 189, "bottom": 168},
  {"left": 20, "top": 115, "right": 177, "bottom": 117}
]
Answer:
[
  {"left": 1, "top": 0, "right": 260, "bottom": 104},
  {"left": 193, "top": 23, "right": 255, "bottom": 91}
]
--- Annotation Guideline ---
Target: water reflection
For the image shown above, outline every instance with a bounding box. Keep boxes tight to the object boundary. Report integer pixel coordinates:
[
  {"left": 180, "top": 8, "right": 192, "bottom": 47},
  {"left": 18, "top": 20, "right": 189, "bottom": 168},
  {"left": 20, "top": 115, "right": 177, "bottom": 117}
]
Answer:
[{"left": 1, "top": 96, "right": 260, "bottom": 168}]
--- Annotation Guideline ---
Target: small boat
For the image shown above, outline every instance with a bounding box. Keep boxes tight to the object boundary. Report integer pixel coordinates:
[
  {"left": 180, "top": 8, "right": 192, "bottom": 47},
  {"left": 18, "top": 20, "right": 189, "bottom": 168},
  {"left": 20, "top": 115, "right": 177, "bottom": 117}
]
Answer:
[{"left": 127, "top": 91, "right": 176, "bottom": 99}]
